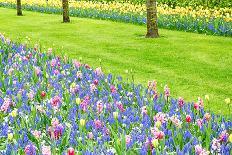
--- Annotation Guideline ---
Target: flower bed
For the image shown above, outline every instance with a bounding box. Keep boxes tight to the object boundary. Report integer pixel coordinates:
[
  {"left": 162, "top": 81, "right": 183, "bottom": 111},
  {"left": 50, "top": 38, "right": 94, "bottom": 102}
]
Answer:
[
  {"left": 0, "top": 0, "right": 231, "bottom": 36},
  {"left": 0, "top": 34, "right": 231, "bottom": 154}
]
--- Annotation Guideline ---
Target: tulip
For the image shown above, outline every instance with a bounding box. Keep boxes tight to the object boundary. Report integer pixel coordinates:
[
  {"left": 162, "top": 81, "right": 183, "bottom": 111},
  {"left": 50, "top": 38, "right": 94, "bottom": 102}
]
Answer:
[
  {"left": 196, "top": 119, "right": 203, "bottom": 128},
  {"left": 155, "top": 121, "right": 161, "bottom": 128},
  {"left": 41, "top": 91, "right": 46, "bottom": 98},
  {"left": 95, "top": 67, "right": 103, "bottom": 76},
  {"left": 204, "top": 113, "right": 211, "bottom": 121},
  {"left": 80, "top": 119, "right": 86, "bottom": 127},
  {"left": 10, "top": 108, "right": 18, "bottom": 117},
  {"left": 186, "top": 115, "right": 192, "bottom": 123},
  {"left": 195, "top": 145, "right": 203, "bottom": 155},
  {"left": 76, "top": 98, "right": 81, "bottom": 105},
  {"left": 42, "top": 145, "right": 51, "bottom": 155},
  {"left": 51, "top": 118, "right": 59, "bottom": 127},
  {"left": 125, "top": 135, "right": 131, "bottom": 145},
  {"left": 229, "top": 134, "right": 232, "bottom": 143},
  {"left": 151, "top": 139, "right": 159, "bottom": 148},
  {"left": 194, "top": 102, "right": 199, "bottom": 110},
  {"left": 7, "top": 133, "right": 13, "bottom": 141},
  {"left": 67, "top": 147, "right": 75, "bottom": 155},
  {"left": 154, "top": 112, "right": 167, "bottom": 123},
  {"left": 32, "top": 130, "right": 41, "bottom": 139},
  {"left": 154, "top": 130, "right": 165, "bottom": 139}
]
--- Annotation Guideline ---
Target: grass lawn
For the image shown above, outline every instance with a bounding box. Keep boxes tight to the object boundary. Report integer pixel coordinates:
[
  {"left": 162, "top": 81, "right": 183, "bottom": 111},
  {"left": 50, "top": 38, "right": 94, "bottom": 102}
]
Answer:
[{"left": 0, "top": 7, "right": 231, "bottom": 115}]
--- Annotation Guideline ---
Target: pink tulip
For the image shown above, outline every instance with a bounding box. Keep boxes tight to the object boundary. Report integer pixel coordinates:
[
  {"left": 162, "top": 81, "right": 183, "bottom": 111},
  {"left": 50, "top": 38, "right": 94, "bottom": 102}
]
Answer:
[
  {"left": 154, "top": 112, "right": 167, "bottom": 124},
  {"left": 154, "top": 131, "right": 165, "bottom": 140},
  {"left": 94, "top": 67, "right": 103, "bottom": 76},
  {"left": 125, "top": 135, "right": 131, "bottom": 145},
  {"left": 194, "top": 102, "right": 200, "bottom": 110},
  {"left": 42, "top": 145, "right": 51, "bottom": 155},
  {"left": 196, "top": 119, "right": 203, "bottom": 128},
  {"left": 73, "top": 60, "right": 81, "bottom": 68}
]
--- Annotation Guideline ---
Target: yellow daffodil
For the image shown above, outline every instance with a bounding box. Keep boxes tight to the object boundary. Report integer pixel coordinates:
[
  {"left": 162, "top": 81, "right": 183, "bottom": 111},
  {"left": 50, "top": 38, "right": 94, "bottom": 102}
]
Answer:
[
  {"left": 70, "top": 82, "right": 76, "bottom": 88},
  {"left": 155, "top": 121, "right": 162, "bottom": 128},
  {"left": 8, "top": 133, "right": 13, "bottom": 141},
  {"left": 10, "top": 108, "right": 18, "bottom": 117},
  {"left": 76, "top": 98, "right": 81, "bottom": 105},
  {"left": 152, "top": 139, "right": 159, "bottom": 148},
  {"left": 0, "top": 0, "right": 231, "bottom": 21},
  {"left": 229, "top": 134, "right": 232, "bottom": 143},
  {"left": 80, "top": 119, "right": 86, "bottom": 127}
]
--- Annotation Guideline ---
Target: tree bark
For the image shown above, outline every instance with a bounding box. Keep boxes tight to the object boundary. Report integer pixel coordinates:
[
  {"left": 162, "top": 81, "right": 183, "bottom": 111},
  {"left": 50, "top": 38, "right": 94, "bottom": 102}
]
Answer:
[
  {"left": 62, "top": 0, "right": 70, "bottom": 23},
  {"left": 146, "top": 0, "right": 159, "bottom": 38},
  {"left": 17, "top": 0, "right": 23, "bottom": 16}
]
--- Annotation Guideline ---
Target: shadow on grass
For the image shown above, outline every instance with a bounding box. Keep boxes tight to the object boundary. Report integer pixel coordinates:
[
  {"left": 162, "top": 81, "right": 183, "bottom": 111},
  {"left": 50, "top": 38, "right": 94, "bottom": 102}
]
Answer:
[{"left": 134, "top": 33, "right": 166, "bottom": 39}]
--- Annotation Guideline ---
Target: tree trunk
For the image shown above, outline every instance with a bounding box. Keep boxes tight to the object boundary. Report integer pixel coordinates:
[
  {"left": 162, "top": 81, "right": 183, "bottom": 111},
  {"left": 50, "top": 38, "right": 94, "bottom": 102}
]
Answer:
[
  {"left": 62, "top": 0, "right": 70, "bottom": 23},
  {"left": 146, "top": 0, "right": 159, "bottom": 38},
  {"left": 17, "top": 0, "right": 23, "bottom": 16}
]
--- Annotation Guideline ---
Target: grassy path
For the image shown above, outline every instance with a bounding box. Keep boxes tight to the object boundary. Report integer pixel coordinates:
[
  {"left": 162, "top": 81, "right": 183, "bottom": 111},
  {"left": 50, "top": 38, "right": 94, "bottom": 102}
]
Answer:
[{"left": 0, "top": 7, "right": 232, "bottom": 114}]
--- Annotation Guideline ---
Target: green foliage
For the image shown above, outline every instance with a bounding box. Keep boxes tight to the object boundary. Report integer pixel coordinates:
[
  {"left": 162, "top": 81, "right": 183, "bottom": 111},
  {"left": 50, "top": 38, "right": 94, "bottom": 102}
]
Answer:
[{"left": 82, "top": 0, "right": 232, "bottom": 8}]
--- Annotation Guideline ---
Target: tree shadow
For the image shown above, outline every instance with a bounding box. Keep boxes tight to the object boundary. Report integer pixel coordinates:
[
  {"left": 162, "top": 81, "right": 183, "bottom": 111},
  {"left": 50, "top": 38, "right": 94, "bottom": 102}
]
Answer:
[{"left": 134, "top": 33, "right": 166, "bottom": 38}]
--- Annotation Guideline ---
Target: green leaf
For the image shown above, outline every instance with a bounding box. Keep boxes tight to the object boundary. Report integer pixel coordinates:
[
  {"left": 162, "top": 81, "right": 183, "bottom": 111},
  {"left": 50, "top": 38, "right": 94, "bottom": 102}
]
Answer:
[{"left": 60, "top": 125, "right": 71, "bottom": 152}]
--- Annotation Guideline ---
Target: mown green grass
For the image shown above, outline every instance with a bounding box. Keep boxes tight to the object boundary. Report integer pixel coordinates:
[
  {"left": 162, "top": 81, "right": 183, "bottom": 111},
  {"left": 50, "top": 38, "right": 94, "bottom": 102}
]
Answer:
[{"left": 0, "top": 8, "right": 232, "bottom": 115}]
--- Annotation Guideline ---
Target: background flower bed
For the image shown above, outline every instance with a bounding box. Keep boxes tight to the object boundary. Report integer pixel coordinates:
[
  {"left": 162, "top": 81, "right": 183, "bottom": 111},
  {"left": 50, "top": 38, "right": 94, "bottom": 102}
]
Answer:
[
  {"left": 88, "top": 0, "right": 232, "bottom": 8},
  {"left": 0, "top": 0, "right": 231, "bottom": 36},
  {"left": 0, "top": 34, "right": 231, "bottom": 154}
]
